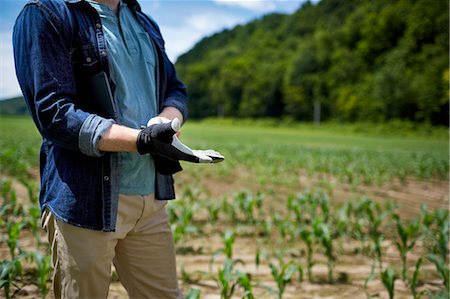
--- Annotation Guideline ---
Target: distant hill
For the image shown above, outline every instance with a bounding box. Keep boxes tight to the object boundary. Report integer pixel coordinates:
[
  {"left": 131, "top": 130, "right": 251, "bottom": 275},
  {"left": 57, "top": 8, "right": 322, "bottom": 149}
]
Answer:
[
  {"left": 175, "top": 0, "right": 449, "bottom": 125},
  {"left": 0, "top": 96, "right": 29, "bottom": 116}
]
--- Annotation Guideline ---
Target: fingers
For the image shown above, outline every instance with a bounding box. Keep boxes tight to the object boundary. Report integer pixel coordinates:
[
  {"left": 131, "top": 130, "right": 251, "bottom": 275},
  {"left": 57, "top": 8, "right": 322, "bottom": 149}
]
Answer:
[
  {"left": 147, "top": 116, "right": 171, "bottom": 127},
  {"left": 171, "top": 118, "right": 181, "bottom": 132}
]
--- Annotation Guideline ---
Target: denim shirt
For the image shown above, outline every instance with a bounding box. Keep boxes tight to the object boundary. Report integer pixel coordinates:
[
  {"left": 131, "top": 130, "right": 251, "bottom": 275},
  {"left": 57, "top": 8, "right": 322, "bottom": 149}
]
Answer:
[{"left": 13, "top": 0, "right": 188, "bottom": 232}]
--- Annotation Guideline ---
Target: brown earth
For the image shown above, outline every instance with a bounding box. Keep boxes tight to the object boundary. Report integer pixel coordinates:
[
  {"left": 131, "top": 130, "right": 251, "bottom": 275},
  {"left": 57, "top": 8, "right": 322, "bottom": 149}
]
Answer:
[{"left": 1, "top": 169, "right": 448, "bottom": 299}]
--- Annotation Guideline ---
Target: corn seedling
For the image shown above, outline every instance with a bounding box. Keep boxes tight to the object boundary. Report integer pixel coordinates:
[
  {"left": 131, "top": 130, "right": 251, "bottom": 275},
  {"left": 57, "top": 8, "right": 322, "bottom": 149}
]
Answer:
[
  {"left": 261, "top": 218, "right": 272, "bottom": 237},
  {"left": 237, "top": 271, "right": 255, "bottom": 299},
  {"left": 30, "top": 251, "right": 52, "bottom": 298},
  {"left": 286, "top": 194, "right": 303, "bottom": 223},
  {"left": 432, "top": 209, "right": 449, "bottom": 264},
  {"left": 217, "top": 258, "right": 253, "bottom": 299},
  {"left": 205, "top": 201, "right": 221, "bottom": 223},
  {"left": 313, "top": 218, "right": 335, "bottom": 282},
  {"left": 0, "top": 258, "right": 23, "bottom": 299},
  {"left": 427, "top": 254, "right": 449, "bottom": 293},
  {"left": 169, "top": 200, "right": 200, "bottom": 244},
  {"left": 210, "top": 230, "right": 237, "bottom": 274},
  {"left": 409, "top": 257, "right": 425, "bottom": 299},
  {"left": 6, "top": 221, "right": 24, "bottom": 259},
  {"left": 393, "top": 214, "right": 421, "bottom": 281},
  {"left": 381, "top": 268, "right": 397, "bottom": 299},
  {"left": 299, "top": 226, "right": 314, "bottom": 282},
  {"left": 185, "top": 288, "right": 201, "bottom": 299},
  {"left": 27, "top": 205, "right": 41, "bottom": 247},
  {"left": 269, "top": 258, "right": 299, "bottom": 299}
]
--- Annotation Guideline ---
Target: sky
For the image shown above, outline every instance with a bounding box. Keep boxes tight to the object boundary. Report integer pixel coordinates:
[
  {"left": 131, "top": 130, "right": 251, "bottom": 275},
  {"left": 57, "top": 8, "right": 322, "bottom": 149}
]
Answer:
[{"left": 0, "top": 0, "right": 308, "bottom": 100}]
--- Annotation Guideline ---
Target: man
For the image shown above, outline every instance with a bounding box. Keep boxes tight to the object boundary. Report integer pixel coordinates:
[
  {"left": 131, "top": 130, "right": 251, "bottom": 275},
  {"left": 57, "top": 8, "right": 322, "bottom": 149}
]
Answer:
[{"left": 13, "top": 0, "right": 189, "bottom": 297}]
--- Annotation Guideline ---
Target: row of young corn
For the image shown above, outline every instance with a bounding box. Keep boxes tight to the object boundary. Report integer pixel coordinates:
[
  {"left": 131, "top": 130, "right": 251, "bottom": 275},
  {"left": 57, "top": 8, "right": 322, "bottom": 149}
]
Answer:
[
  {"left": 0, "top": 178, "right": 51, "bottom": 299},
  {"left": 171, "top": 188, "right": 449, "bottom": 299},
  {"left": 1, "top": 179, "right": 449, "bottom": 298}
]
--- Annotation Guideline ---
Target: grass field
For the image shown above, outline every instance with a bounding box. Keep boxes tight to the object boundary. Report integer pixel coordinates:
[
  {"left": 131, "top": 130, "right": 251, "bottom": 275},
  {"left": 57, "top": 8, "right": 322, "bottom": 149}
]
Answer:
[{"left": 0, "top": 116, "right": 448, "bottom": 298}]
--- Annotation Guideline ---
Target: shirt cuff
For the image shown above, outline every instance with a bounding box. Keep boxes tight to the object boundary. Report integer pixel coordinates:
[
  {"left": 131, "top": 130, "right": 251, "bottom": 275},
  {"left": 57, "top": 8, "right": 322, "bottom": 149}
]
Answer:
[{"left": 78, "top": 114, "right": 115, "bottom": 157}]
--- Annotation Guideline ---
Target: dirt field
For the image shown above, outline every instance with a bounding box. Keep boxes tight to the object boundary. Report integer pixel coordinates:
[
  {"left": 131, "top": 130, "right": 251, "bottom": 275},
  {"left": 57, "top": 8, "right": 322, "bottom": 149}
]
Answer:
[{"left": 2, "top": 168, "right": 448, "bottom": 299}]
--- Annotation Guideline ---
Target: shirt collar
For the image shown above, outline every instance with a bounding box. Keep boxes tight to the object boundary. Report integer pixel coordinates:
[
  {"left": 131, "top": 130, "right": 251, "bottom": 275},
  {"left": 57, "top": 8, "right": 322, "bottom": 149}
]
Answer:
[{"left": 64, "top": 0, "right": 141, "bottom": 12}]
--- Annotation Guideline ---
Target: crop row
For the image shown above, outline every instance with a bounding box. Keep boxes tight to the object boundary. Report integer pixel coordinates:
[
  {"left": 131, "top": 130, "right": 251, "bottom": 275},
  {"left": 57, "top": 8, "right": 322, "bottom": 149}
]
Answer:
[{"left": 2, "top": 177, "right": 447, "bottom": 298}]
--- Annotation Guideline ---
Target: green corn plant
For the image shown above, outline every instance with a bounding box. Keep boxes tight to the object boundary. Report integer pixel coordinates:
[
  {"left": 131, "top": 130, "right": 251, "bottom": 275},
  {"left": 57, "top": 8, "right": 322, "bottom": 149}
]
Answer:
[
  {"left": 351, "top": 198, "right": 373, "bottom": 254},
  {"left": 277, "top": 219, "right": 293, "bottom": 241},
  {"left": 218, "top": 258, "right": 236, "bottom": 299},
  {"left": 0, "top": 252, "right": 26, "bottom": 299},
  {"left": 185, "top": 288, "right": 201, "bottom": 299},
  {"left": 0, "top": 181, "right": 23, "bottom": 217},
  {"left": 210, "top": 230, "right": 237, "bottom": 274},
  {"left": 255, "top": 247, "right": 260, "bottom": 271},
  {"left": 6, "top": 221, "right": 24, "bottom": 259},
  {"left": 393, "top": 214, "right": 421, "bottom": 281},
  {"left": 234, "top": 191, "right": 263, "bottom": 224},
  {"left": 206, "top": 201, "right": 221, "bottom": 223},
  {"left": 431, "top": 209, "right": 449, "bottom": 264},
  {"left": 361, "top": 199, "right": 386, "bottom": 273},
  {"left": 223, "top": 230, "right": 236, "bottom": 260},
  {"left": 21, "top": 178, "right": 39, "bottom": 204},
  {"left": 255, "top": 247, "right": 269, "bottom": 271},
  {"left": 313, "top": 218, "right": 335, "bottom": 282},
  {"left": 409, "top": 257, "right": 425, "bottom": 299},
  {"left": 333, "top": 203, "right": 349, "bottom": 254},
  {"left": 425, "top": 289, "right": 449, "bottom": 299},
  {"left": 27, "top": 205, "right": 41, "bottom": 247},
  {"left": 261, "top": 218, "right": 272, "bottom": 237},
  {"left": 381, "top": 268, "right": 397, "bottom": 299},
  {"left": 269, "top": 258, "right": 298, "bottom": 299},
  {"left": 254, "top": 192, "right": 265, "bottom": 220},
  {"left": 372, "top": 235, "right": 384, "bottom": 273},
  {"left": 236, "top": 271, "right": 255, "bottom": 299},
  {"left": 221, "top": 196, "right": 231, "bottom": 218},
  {"left": 216, "top": 257, "right": 255, "bottom": 299},
  {"left": 286, "top": 194, "right": 303, "bottom": 223},
  {"left": 299, "top": 226, "right": 314, "bottom": 282},
  {"left": 427, "top": 254, "right": 449, "bottom": 293},
  {"left": 317, "top": 192, "right": 330, "bottom": 223},
  {"left": 31, "top": 251, "right": 52, "bottom": 299},
  {"left": 418, "top": 203, "right": 434, "bottom": 228},
  {"left": 169, "top": 200, "right": 199, "bottom": 244}
]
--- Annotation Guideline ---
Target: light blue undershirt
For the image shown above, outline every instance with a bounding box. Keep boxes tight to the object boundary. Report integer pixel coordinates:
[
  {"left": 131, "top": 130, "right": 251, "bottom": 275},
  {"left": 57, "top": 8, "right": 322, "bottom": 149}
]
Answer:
[{"left": 87, "top": 1, "right": 157, "bottom": 195}]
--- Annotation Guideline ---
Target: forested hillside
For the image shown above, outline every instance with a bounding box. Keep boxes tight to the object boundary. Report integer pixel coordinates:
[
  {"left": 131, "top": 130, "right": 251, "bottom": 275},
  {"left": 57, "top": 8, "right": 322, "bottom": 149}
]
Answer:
[{"left": 175, "top": 0, "right": 449, "bottom": 125}]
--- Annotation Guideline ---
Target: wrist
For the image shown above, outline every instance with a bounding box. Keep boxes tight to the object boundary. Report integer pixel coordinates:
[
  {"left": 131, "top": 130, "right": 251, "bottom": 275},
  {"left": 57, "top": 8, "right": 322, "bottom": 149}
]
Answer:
[
  {"left": 159, "top": 107, "right": 183, "bottom": 124},
  {"left": 98, "top": 124, "right": 140, "bottom": 152}
]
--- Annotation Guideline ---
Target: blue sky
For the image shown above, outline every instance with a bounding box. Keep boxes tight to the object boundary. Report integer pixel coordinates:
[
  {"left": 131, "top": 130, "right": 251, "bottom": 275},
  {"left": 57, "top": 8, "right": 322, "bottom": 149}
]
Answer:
[{"left": 0, "top": 0, "right": 308, "bottom": 100}]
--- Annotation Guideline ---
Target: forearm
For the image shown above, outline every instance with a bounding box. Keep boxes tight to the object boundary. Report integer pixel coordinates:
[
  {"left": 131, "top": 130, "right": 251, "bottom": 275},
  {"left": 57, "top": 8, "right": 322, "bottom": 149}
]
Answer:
[
  {"left": 98, "top": 124, "right": 140, "bottom": 152},
  {"left": 98, "top": 107, "right": 183, "bottom": 153},
  {"left": 159, "top": 106, "right": 183, "bottom": 124}
]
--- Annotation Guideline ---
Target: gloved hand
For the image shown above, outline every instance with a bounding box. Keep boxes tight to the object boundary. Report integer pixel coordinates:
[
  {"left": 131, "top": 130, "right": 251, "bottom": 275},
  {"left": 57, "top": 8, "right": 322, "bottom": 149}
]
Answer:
[
  {"left": 137, "top": 117, "right": 224, "bottom": 163},
  {"left": 146, "top": 116, "right": 182, "bottom": 175}
]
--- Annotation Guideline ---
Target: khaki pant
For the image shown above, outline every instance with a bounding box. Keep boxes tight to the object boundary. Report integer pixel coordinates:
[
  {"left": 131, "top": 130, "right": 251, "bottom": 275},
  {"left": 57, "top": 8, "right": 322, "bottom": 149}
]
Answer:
[{"left": 42, "top": 194, "right": 183, "bottom": 299}]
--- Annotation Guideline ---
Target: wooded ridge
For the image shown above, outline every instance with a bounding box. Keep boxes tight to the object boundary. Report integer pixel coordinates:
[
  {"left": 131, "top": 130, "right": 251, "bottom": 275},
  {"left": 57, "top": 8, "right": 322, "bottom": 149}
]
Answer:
[{"left": 175, "top": 0, "right": 449, "bottom": 125}]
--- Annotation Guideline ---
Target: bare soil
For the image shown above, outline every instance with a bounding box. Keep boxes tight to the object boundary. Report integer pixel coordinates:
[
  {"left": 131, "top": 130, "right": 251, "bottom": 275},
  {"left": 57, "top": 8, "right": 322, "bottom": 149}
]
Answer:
[{"left": 1, "top": 169, "right": 448, "bottom": 299}]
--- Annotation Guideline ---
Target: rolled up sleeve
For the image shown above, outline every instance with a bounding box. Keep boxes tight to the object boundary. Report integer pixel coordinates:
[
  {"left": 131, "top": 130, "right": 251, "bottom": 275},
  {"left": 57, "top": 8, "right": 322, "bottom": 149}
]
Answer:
[{"left": 79, "top": 115, "right": 115, "bottom": 157}]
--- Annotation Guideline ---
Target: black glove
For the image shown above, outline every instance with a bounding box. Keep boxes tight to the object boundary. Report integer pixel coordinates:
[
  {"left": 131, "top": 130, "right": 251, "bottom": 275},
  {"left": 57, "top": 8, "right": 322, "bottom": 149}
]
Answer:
[
  {"left": 137, "top": 118, "right": 225, "bottom": 163},
  {"left": 136, "top": 119, "right": 199, "bottom": 162}
]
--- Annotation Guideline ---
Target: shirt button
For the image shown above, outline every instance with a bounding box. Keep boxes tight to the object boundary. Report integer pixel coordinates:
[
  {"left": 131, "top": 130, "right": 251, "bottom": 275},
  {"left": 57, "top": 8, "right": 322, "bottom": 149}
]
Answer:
[
  {"left": 96, "top": 23, "right": 102, "bottom": 29},
  {"left": 104, "top": 176, "right": 109, "bottom": 181},
  {"left": 86, "top": 57, "right": 92, "bottom": 63},
  {"left": 100, "top": 50, "right": 107, "bottom": 57}
]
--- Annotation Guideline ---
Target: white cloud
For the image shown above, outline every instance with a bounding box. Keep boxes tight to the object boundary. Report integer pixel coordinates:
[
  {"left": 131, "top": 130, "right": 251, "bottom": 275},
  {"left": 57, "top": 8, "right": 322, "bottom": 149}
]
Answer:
[
  {"left": 0, "top": 31, "right": 21, "bottom": 99},
  {"left": 213, "top": 0, "right": 277, "bottom": 12},
  {"left": 161, "top": 13, "right": 244, "bottom": 61}
]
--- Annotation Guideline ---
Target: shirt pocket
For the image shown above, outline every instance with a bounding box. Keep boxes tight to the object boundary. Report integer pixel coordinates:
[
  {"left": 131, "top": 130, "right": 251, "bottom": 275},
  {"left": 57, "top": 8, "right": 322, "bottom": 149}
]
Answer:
[{"left": 138, "top": 32, "right": 157, "bottom": 68}]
